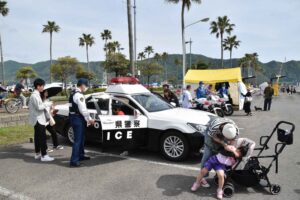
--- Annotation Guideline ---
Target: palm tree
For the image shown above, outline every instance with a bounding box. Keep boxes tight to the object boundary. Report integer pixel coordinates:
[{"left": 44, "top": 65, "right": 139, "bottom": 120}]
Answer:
[
  {"left": 105, "top": 41, "right": 117, "bottom": 54},
  {"left": 0, "top": 0, "right": 9, "bottom": 84},
  {"left": 210, "top": 16, "right": 235, "bottom": 68},
  {"left": 166, "top": 0, "right": 201, "bottom": 84},
  {"left": 153, "top": 53, "right": 161, "bottom": 61},
  {"left": 144, "top": 46, "right": 154, "bottom": 59},
  {"left": 223, "top": 35, "right": 240, "bottom": 67},
  {"left": 101, "top": 29, "right": 112, "bottom": 83},
  {"left": 42, "top": 21, "right": 60, "bottom": 83},
  {"left": 239, "top": 53, "right": 260, "bottom": 77},
  {"left": 79, "top": 33, "right": 95, "bottom": 73},
  {"left": 138, "top": 52, "right": 146, "bottom": 61},
  {"left": 113, "top": 41, "right": 122, "bottom": 52}
]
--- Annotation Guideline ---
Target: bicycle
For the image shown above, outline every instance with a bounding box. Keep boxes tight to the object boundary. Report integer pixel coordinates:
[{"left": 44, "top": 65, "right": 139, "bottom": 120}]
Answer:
[{"left": 1, "top": 91, "right": 30, "bottom": 114}]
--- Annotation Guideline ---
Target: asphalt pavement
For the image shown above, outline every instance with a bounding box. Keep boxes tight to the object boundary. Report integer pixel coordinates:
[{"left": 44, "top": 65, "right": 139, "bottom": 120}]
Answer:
[{"left": 0, "top": 93, "right": 300, "bottom": 200}]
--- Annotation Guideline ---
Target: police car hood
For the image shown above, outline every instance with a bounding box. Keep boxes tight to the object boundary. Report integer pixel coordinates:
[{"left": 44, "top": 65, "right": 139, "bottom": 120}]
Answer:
[{"left": 148, "top": 107, "right": 214, "bottom": 125}]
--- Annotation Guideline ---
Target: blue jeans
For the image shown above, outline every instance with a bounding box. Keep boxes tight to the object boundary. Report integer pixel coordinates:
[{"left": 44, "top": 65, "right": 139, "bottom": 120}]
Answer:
[{"left": 70, "top": 114, "right": 86, "bottom": 165}]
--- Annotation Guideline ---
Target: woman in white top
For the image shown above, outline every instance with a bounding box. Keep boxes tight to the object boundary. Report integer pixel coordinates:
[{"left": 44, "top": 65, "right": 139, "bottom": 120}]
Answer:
[{"left": 40, "top": 90, "right": 64, "bottom": 151}]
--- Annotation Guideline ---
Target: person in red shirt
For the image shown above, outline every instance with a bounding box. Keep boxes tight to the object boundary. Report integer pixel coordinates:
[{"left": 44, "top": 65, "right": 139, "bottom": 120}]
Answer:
[{"left": 113, "top": 107, "right": 125, "bottom": 115}]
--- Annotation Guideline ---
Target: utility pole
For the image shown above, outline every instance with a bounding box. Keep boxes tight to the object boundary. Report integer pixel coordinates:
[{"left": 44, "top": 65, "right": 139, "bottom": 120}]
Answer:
[
  {"left": 185, "top": 38, "right": 192, "bottom": 69},
  {"left": 133, "top": 0, "right": 137, "bottom": 76},
  {"left": 0, "top": 34, "right": 4, "bottom": 84},
  {"left": 127, "top": 0, "right": 135, "bottom": 76}
]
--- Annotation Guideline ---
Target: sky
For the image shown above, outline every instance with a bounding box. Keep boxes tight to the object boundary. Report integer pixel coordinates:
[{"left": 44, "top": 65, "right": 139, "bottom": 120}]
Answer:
[{"left": 1, "top": 0, "right": 300, "bottom": 63}]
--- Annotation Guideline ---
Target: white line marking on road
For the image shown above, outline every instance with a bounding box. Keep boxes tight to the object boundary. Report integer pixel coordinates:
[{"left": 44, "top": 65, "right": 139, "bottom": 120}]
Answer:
[
  {"left": 0, "top": 186, "right": 34, "bottom": 200},
  {"left": 85, "top": 149, "right": 205, "bottom": 172}
]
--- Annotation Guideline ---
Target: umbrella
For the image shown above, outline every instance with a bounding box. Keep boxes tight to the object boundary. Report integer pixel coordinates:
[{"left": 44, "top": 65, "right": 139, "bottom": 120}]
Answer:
[{"left": 44, "top": 83, "right": 62, "bottom": 98}]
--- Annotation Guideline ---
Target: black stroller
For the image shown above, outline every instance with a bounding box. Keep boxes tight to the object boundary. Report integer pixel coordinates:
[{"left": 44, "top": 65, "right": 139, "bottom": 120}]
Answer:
[{"left": 213, "top": 121, "right": 295, "bottom": 198}]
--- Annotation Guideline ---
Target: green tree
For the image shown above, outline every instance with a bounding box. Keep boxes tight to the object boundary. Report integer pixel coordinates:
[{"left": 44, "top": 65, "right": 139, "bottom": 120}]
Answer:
[
  {"left": 51, "top": 56, "right": 81, "bottom": 96},
  {"left": 166, "top": 0, "right": 201, "bottom": 82},
  {"left": 174, "top": 58, "right": 182, "bottom": 84},
  {"left": 105, "top": 53, "right": 129, "bottom": 77},
  {"left": 140, "top": 61, "right": 163, "bottom": 86},
  {"left": 190, "top": 59, "right": 209, "bottom": 70},
  {"left": 16, "top": 66, "right": 37, "bottom": 87},
  {"left": 223, "top": 35, "right": 240, "bottom": 67},
  {"left": 76, "top": 65, "right": 95, "bottom": 81},
  {"left": 79, "top": 33, "right": 95, "bottom": 73},
  {"left": 0, "top": 0, "right": 9, "bottom": 84},
  {"left": 101, "top": 29, "right": 112, "bottom": 83},
  {"left": 161, "top": 52, "right": 169, "bottom": 81},
  {"left": 144, "top": 46, "right": 154, "bottom": 59},
  {"left": 42, "top": 21, "right": 60, "bottom": 83},
  {"left": 210, "top": 16, "right": 235, "bottom": 68}
]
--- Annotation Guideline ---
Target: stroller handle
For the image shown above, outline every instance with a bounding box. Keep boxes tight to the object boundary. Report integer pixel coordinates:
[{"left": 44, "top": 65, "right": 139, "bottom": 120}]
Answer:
[{"left": 275, "top": 121, "right": 295, "bottom": 133}]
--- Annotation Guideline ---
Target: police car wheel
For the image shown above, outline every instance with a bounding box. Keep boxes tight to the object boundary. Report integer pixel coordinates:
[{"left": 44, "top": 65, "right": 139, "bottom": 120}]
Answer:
[
  {"left": 160, "top": 131, "right": 189, "bottom": 162},
  {"left": 66, "top": 125, "right": 74, "bottom": 144}
]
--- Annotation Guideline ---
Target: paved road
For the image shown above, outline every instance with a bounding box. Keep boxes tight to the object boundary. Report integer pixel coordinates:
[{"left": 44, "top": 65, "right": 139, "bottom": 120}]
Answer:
[{"left": 0, "top": 94, "right": 299, "bottom": 200}]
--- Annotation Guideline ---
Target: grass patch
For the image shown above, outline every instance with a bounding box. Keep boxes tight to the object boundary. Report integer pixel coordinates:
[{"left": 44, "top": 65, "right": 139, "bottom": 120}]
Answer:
[{"left": 0, "top": 125, "right": 33, "bottom": 146}]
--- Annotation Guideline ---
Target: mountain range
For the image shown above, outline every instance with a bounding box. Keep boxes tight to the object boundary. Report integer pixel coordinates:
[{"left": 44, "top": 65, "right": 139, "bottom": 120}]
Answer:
[{"left": 1, "top": 54, "right": 299, "bottom": 85}]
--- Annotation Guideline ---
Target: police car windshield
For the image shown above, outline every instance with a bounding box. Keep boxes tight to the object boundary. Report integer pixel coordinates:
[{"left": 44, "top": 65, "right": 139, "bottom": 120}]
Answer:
[{"left": 132, "top": 93, "right": 173, "bottom": 112}]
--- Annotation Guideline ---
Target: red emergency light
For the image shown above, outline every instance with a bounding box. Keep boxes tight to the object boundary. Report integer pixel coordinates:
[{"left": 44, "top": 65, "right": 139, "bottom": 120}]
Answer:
[{"left": 110, "top": 77, "right": 140, "bottom": 84}]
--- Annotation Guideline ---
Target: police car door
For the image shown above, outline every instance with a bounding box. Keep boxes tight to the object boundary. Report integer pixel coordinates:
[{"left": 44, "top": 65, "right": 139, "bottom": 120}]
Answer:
[{"left": 98, "top": 97, "right": 148, "bottom": 146}]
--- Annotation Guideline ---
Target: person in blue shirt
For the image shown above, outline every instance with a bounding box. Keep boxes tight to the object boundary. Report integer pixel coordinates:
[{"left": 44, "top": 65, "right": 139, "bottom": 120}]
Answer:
[
  {"left": 196, "top": 81, "right": 207, "bottom": 99},
  {"left": 218, "top": 83, "right": 229, "bottom": 98}
]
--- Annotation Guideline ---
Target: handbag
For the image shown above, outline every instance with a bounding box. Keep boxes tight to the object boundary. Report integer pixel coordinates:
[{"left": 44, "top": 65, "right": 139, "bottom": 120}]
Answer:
[{"left": 245, "top": 96, "right": 253, "bottom": 102}]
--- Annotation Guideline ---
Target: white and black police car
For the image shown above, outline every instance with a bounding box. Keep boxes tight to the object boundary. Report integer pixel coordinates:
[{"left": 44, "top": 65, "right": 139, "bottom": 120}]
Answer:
[{"left": 53, "top": 82, "right": 219, "bottom": 161}]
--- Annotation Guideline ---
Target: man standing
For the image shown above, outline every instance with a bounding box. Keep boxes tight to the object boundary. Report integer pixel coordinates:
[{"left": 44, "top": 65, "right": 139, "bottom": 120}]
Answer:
[
  {"left": 14, "top": 79, "right": 27, "bottom": 108},
  {"left": 182, "top": 85, "right": 193, "bottom": 108},
  {"left": 196, "top": 81, "right": 207, "bottom": 99},
  {"left": 264, "top": 82, "right": 274, "bottom": 111},
  {"left": 28, "top": 78, "right": 54, "bottom": 162},
  {"left": 69, "top": 78, "right": 95, "bottom": 167}
]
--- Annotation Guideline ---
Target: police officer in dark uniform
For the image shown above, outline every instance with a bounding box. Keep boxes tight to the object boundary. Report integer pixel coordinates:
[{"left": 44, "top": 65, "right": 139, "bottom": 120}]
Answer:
[{"left": 69, "top": 78, "right": 95, "bottom": 167}]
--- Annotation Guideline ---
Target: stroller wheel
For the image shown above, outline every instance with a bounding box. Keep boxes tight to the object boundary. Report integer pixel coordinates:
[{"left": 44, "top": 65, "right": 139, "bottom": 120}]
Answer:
[
  {"left": 270, "top": 184, "right": 281, "bottom": 195},
  {"left": 223, "top": 182, "right": 235, "bottom": 198}
]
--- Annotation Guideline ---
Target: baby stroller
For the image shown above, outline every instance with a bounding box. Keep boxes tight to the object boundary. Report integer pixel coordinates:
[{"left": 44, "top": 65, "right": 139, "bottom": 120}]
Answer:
[{"left": 213, "top": 121, "right": 295, "bottom": 198}]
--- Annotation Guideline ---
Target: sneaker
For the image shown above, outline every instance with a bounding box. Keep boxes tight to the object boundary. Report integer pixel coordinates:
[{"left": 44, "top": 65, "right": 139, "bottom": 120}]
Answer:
[
  {"left": 217, "top": 188, "right": 223, "bottom": 200},
  {"left": 54, "top": 145, "right": 64, "bottom": 150},
  {"left": 41, "top": 155, "right": 54, "bottom": 162},
  {"left": 47, "top": 149, "right": 54, "bottom": 153},
  {"left": 34, "top": 153, "right": 41, "bottom": 160},
  {"left": 201, "top": 178, "right": 210, "bottom": 188},
  {"left": 191, "top": 182, "right": 201, "bottom": 192}
]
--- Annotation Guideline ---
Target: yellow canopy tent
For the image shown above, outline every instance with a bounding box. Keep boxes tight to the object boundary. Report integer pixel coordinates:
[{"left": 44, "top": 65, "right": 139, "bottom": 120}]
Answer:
[
  {"left": 184, "top": 67, "right": 245, "bottom": 109},
  {"left": 184, "top": 67, "right": 242, "bottom": 84}
]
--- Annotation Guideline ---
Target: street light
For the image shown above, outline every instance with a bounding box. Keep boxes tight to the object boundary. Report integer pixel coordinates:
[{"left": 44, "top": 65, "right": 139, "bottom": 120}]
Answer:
[
  {"left": 182, "top": 17, "right": 209, "bottom": 89},
  {"left": 185, "top": 38, "right": 192, "bottom": 70}
]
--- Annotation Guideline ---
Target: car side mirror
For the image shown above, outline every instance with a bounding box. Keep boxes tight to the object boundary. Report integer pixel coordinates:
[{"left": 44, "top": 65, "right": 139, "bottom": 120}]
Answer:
[{"left": 134, "top": 109, "right": 141, "bottom": 118}]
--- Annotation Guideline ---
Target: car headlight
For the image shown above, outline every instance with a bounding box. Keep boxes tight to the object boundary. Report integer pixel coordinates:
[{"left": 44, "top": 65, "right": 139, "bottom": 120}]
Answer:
[{"left": 187, "top": 123, "right": 207, "bottom": 134}]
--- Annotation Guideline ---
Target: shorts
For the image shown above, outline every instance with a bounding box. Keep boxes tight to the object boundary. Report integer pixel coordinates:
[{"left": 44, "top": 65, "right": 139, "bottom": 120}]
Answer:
[{"left": 203, "top": 155, "right": 226, "bottom": 171}]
